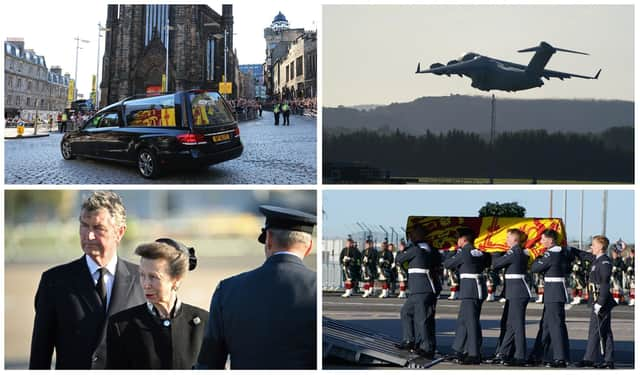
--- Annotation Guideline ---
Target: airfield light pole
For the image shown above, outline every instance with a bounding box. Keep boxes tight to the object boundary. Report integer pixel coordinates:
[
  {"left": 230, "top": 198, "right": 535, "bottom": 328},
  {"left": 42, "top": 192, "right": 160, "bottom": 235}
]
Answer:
[
  {"left": 489, "top": 94, "right": 496, "bottom": 184},
  {"left": 579, "top": 190, "right": 584, "bottom": 249},
  {"left": 602, "top": 190, "right": 608, "bottom": 236},
  {"left": 563, "top": 190, "right": 568, "bottom": 230}
]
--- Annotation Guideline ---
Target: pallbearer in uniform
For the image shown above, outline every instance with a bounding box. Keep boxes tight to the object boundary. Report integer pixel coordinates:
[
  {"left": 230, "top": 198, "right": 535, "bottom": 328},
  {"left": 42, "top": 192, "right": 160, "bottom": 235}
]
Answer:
[
  {"left": 443, "top": 228, "right": 491, "bottom": 365},
  {"left": 361, "top": 238, "right": 378, "bottom": 298},
  {"left": 528, "top": 229, "right": 570, "bottom": 368},
  {"left": 340, "top": 235, "right": 361, "bottom": 298},
  {"left": 491, "top": 228, "right": 531, "bottom": 367},
  {"left": 573, "top": 236, "right": 617, "bottom": 369},
  {"left": 196, "top": 205, "right": 317, "bottom": 369},
  {"left": 377, "top": 240, "right": 395, "bottom": 298},
  {"left": 394, "top": 225, "right": 442, "bottom": 358}
]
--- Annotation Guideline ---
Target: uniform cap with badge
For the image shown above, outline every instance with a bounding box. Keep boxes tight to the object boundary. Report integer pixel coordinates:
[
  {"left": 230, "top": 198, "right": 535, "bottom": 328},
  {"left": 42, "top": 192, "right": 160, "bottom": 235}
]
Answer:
[{"left": 257, "top": 205, "right": 317, "bottom": 244}]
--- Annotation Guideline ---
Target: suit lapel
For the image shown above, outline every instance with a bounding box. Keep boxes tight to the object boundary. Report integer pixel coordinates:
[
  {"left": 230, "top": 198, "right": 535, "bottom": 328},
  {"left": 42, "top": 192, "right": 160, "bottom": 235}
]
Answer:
[
  {"left": 107, "top": 258, "right": 136, "bottom": 317},
  {"left": 71, "top": 256, "right": 103, "bottom": 311}
]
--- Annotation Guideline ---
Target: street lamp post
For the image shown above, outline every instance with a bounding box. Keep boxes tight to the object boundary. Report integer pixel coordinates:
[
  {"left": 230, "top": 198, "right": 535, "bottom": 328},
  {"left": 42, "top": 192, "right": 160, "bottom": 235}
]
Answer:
[
  {"left": 96, "top": 23, "right": 110, "bottom": 109},
  {"left": 74, "top": 36, "right": 90, "bottom": 101},
  {"left": 164, "top": 18, "right": 175, "bottom": 92}
]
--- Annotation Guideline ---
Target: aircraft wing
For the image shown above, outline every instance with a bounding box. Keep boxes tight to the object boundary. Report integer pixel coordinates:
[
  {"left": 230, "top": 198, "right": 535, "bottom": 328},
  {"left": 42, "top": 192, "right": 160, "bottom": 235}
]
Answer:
[
  {"left": 415, "top": 59, "right": 479, "bottom": 75},
  {"left": 540, "top": 68, "right": 601, "bottom": 80}
]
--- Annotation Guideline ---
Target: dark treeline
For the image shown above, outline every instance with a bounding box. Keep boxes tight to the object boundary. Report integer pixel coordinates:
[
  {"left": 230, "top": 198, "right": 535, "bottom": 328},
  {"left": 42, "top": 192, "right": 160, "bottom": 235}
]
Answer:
[{"left": 323, "top": 126, "right": 633, "bottom": 182}]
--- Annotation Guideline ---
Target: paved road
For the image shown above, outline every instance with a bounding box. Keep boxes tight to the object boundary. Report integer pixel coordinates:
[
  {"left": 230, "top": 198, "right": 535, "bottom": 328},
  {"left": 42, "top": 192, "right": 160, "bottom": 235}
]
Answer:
[
  {"left": 323, "top": 292, "right": 635, "bottom": 369},
  {"left": 4, "top": 113, "right": 316, "bottom": 184}
]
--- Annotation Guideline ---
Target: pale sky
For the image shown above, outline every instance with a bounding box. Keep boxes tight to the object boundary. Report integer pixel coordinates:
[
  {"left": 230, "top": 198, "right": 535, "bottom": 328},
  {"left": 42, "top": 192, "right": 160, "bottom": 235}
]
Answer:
[
  {"left": 323, "top": 190, "right": 635, "bottom": 244},
  {"left": 0, "top": 0, "right": 317, "bottom": 99},
  {"left": 323, "top": 4, "right": 634, "bottom": 107}
]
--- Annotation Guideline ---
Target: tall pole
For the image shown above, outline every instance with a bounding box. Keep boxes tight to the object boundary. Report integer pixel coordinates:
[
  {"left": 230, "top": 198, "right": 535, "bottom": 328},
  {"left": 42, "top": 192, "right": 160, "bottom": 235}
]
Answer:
[
  {"left": 73, "top": 36, "right": 90, "bottom": 101},
  {"left": 563, "top": 190, "right": 568, "bottom": 231},
  {"left": 579, "top": 190, "right": 584, "bottom": 249},
  {"left": 549, "top": 190, "right": 553, "bottom": 217},
  {"left": 489, "top": 94, "right": 496, "bottom": 183},
  {"left": 96, "top": 23, "right": 104, "bottom": 108},
  {"left": 602, "top": 190, "right": 608, "bottom": 236},
  {"left": 224, "top": 28, "right": 228, "bottom": 82},
  {"left": 165, "top": 18, "right": 169, "bottom": 92}
]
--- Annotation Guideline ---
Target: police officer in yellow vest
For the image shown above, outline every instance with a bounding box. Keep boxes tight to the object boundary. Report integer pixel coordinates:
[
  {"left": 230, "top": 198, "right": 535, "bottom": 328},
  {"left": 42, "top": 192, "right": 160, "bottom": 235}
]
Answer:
[
  {"left": 273, "top": 102, "right": 281, "bottom": 126},
  {"left": 282, "top": 101, "right": 291, "bottom": 126}
]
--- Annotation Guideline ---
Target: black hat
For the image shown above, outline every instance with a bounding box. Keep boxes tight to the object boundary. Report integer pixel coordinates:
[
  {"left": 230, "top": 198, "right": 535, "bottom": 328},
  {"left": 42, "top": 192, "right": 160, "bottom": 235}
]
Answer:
[
  {"left": 155, "top": 238, "right": 197, "bottom": 271},
  {"left": 347, "top": 234, "right": 353, "bottom": 242},
  {"left": 258, "top": 205, "right": 317, "bottom": 244}
]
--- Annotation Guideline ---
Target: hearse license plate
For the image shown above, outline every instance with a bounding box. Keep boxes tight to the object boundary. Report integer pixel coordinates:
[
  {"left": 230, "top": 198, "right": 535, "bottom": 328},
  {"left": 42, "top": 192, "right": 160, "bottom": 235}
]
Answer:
[{"left": 212, "top": 133, "right": 231, "bottom": 142}]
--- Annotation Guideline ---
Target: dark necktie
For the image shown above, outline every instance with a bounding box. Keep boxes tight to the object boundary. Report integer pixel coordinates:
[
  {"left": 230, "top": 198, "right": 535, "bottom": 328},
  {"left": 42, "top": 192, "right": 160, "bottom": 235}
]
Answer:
[{"left": 96, "top": 268, "right": 107, "bottom": 311}]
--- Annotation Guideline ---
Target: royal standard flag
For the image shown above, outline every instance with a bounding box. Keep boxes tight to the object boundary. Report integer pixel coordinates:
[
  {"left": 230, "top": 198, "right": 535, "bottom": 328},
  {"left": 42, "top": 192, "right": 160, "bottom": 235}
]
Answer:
[{"left": 406, "top": 216, "right": 566, "bottom": 259}]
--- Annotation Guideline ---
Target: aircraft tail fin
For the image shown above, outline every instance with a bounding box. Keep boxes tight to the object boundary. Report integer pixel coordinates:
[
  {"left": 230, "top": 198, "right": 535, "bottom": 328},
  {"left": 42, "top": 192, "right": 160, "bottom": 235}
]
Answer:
[
  {"left": 519, "top": 41, "right": 590, "bottom": 76},
  {"left": 416, "top": 62, "right": 421, "bottom": 74}
]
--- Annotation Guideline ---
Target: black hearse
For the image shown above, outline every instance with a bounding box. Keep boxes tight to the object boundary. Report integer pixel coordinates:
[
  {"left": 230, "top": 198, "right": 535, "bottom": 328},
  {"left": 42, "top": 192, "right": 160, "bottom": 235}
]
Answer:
[{"left": 61, "top": 90, "right": 243, "bottom": 178}]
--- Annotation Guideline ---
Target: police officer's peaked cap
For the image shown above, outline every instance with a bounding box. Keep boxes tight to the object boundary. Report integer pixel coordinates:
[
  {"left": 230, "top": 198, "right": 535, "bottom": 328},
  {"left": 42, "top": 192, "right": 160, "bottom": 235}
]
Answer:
[
  {"left": 258, "top": 205, "right": 317, "bottom": 244},
  {"left": 347, "top": 234, "right": 353, "bottom": 241},
  {"left": 456, "top": 227, "right": 476, "bottom": 239}
]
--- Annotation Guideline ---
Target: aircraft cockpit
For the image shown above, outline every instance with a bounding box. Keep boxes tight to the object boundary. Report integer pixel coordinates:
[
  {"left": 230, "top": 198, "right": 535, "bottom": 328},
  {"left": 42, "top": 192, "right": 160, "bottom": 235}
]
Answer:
[{"left": 460, "top": 52, "right": 479, "bottom": 61}]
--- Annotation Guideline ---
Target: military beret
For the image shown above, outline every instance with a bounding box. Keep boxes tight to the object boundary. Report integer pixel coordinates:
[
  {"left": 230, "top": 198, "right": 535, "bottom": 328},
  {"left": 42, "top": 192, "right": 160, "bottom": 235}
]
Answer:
[{"left": 258, "top": 205, "right": 317, "bottom": 244}]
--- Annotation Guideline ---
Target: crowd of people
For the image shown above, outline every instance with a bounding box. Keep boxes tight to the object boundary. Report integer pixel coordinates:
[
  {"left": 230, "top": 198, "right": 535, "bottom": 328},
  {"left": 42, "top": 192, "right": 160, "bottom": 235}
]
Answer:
[{"left": 339, "top": 228, "right": 634, "bottom": 368}]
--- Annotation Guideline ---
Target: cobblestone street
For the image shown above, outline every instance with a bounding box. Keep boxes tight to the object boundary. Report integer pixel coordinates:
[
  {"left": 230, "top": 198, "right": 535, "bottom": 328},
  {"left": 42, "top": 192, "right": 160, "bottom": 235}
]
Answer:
[{"left": 4, "top": 113, "right": 316, "bottom": 184}]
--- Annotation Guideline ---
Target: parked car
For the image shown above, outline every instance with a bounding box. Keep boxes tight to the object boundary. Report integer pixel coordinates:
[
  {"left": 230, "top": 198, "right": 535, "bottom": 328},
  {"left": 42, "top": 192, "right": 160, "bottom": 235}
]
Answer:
[{"left": 60, "top": 90, "right": 243, "bottom": 178}]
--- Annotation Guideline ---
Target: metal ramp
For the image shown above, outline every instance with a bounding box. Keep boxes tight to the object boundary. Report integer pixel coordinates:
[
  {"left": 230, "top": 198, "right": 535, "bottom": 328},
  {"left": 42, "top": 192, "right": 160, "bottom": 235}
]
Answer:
[{"left": 323, "top": 317, "right": 443, "bottom": 368}]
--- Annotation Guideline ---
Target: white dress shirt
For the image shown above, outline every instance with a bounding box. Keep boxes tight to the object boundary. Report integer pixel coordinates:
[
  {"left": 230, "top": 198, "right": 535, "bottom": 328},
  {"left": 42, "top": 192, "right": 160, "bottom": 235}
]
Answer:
[{"left": 85, "top": 254, "right": 118, "bottom": 309}]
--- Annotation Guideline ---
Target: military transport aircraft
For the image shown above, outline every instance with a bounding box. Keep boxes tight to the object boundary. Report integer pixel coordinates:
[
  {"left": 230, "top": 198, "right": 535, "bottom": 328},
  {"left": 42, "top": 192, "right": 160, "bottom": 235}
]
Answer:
[{"left": 415, "top": 41, "right": 601, "bottom": 92}]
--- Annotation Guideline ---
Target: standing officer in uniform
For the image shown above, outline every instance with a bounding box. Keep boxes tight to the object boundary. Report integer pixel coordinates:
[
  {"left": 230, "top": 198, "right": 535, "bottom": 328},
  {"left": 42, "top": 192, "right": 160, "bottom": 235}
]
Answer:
[
  {"left": 573, "top": 236, "right": 617, "bottom": 369},
  {"left": 394, "top": 225, "right": 442, "bottom": 358},
  {"left": 273, "top": 101, "right": 281, "bottom": 125},
  {"left": 340, "top": 235, "right": 362, "bottom": 298},
  {"left": 196, "top": 205, "right": 316, "bottom": 369},
  {"left": 443, "top": 228, "right": 491, "bottom": 364},
  {"left": 377, "top": 239, "right": 395, "bottom": 298},
  {"left": 29, "top": 191, "right": 145, "bottom": 369},
  {"left": 361, "top": 238, "right": 378, "bottom": 298},
  {"left": 395, "top": 240, "right": 409, "bottom": 298},
  {"left": 528, "top": 229, "right": 571, "bottom": 367},
  {"left": 492, "top": 228, "right": 531, "bottom": 366}
]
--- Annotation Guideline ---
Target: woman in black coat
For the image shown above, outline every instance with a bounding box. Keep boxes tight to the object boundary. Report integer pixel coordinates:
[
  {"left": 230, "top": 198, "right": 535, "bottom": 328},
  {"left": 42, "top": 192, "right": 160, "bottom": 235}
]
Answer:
[{"left": 106, "top": 238, "right": 208, "bottom": 369}]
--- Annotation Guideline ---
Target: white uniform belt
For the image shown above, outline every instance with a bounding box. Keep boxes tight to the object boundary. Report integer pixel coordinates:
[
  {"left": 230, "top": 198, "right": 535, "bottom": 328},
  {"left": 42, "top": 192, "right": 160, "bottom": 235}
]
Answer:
[
  {"left": 408, "top": 268, "right": 430, "bottom": 274},
  {"left": 544, "top": 277, "right": 565, "bottom": 282},
  {"left": 460, "top": 273, "right": 482, "bottom": 279},
  {"left": 505, "top": 274, "right": 526, "bottom": 279}
]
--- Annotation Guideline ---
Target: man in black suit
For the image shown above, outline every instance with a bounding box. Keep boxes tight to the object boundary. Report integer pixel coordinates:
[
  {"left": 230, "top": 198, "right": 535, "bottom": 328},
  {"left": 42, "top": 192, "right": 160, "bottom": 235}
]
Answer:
[
  {"left": 196, "top": 205, "right": 317, "bottom": 369},
  {"left": 29, "top": 191, "right": 145, "bottom": 369}
]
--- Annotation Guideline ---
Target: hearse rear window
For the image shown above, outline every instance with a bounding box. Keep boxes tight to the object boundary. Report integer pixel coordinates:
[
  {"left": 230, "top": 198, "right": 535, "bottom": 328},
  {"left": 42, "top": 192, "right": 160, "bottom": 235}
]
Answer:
[
  {"left": 124, "top": 94, "right": 180, "bottom": 127},
  {"left": 188, "top": 92, "right": 234, "bottom": 126}
]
